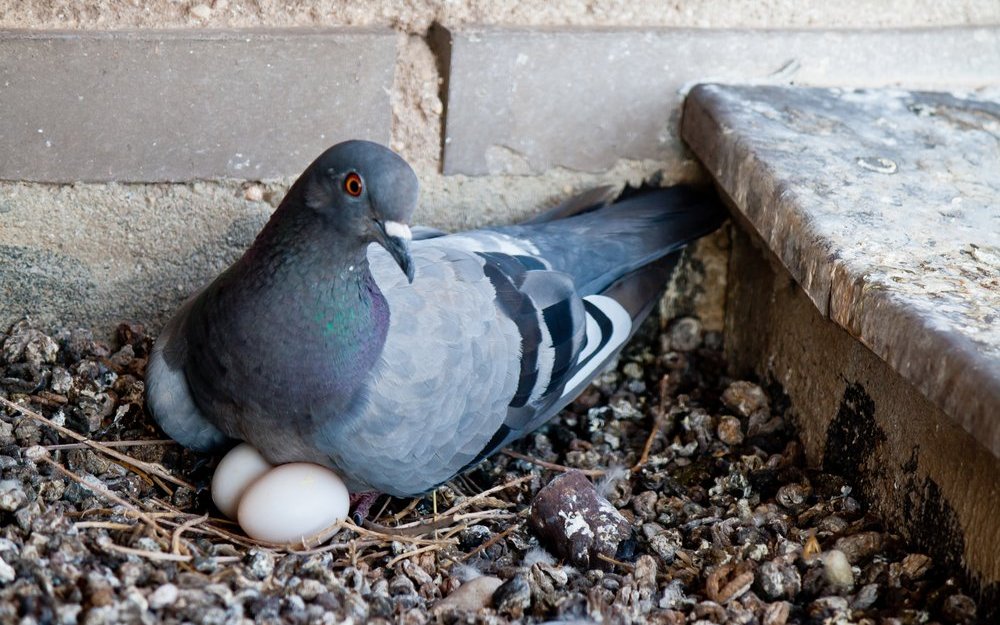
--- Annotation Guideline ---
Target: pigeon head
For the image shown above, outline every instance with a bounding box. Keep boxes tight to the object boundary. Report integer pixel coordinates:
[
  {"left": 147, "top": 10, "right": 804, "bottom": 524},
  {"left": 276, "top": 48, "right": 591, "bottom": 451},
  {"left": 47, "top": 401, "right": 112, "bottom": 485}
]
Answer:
[{"left": 300, "top": 140, "right": 419, "bottom": 282}]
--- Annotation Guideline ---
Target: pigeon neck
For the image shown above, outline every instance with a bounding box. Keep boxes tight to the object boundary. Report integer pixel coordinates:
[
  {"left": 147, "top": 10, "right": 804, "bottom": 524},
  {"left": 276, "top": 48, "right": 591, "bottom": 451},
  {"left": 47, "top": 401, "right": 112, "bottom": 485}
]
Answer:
[{"left": 237, "top": 207, "right": 390, "bottom": 405}]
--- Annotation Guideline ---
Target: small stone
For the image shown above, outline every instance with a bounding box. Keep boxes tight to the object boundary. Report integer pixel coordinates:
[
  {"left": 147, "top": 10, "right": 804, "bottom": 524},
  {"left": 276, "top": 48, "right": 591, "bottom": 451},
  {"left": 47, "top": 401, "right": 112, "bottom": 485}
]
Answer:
[
  {"left": 148, "top": 583, "right": 179, "bottom": 609},
  {"left": 816, "top": 514, "right": 849, "bottom": 535},
  {"left": 851, "top": 583, "right": 879, "bottom": 610},
  {"left": 190, "top": 4, "right": 212, "bottom": 19},
  {"left": 50, "top": 367, "right": 73, "bottom": 394},
  {"left": 492, "top": 574, "right": 531, "bottom": 618},
  {"left": 668, "top": 317, "right": 702, "bottom": 351},
  {"left": 721, "top": 381, "right": 769, "bottom": 417},
  {"left": 776, "top": 483, "right": 810, "bottom": 510},
  {"left": 622, "top": 362, "right": 643, "bottom": 379},
  {"left": 244, "top": 185, "right": 264, "bottom": 202},
  {"left": 0, "top": 480, "right": 27, "bottom": 512},
  {"left": 38, "top": 479, "right": 65, "bottom": 502},
  {"left": 0, "top": 554, "right": 14, "bottom": 583},
  {"left": 458, "top": 524, "right": 491, "bottom": 551},
  {"left": 23, "top": 445, "right": 48, "bottom": 462},
  {"left": 807, "top": 596, "right": 849, "bottom": 620},
  {"left": 14, "top": 420, "right": 41, "bottom": 446},
  {"left": 822, "top": 549, "right": 854, "bottom": 589},
  {"left": 245, "top": 549, "right": 274, "bottom": 579},
  {"left": 298, "top": 579, "right": 325, "bottom": 601},
  {"left": 756, "top": 560, "right": 800, "bottom": 600},
  {"left": 632, "top": 490, "right": 658, "bottom": 521},
  {"left": 762, "top": 601, "right": 790, "bottom": 625},
  {"left": 648, "top": 532, "right": 678, "bottom": 565},
  {"left": 433, "top": 575, "right": 502, "bottom": 614},
  {"left": 942, "top": 593, "right": 977, "bottom": 624},
  {"left": 389, "top": 573, "right": 416, "bottom": 596},
  {"left": 716, "top": 415, "right": 744, "bottom": 446},
  {"left": 528, "top": 470, "right": 632, "bottom": 570},
  {"left": 900, "top": 553, "right": 932, "bottom": 580},
  {"left": 108, "top": 344, "right": 135, "bottom": 371},
  {"left": 834, "top": 531, "right": 883, "bottom": 564},
  {"left": 0, "top": 420, "right": 12, "bottom": 446}
]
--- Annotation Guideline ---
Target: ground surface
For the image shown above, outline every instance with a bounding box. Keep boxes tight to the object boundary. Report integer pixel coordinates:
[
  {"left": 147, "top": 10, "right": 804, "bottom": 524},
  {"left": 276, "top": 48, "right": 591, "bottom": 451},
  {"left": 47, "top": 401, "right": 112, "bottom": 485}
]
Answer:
[{"left": 0, "top": 316, "right": 983, "bottom": 624}]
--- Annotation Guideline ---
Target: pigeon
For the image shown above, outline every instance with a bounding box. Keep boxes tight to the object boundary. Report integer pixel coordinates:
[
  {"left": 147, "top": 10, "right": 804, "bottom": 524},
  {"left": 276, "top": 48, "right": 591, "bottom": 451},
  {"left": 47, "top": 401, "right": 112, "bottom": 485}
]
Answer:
[{"left": 145, "top": 140, "right": 724, "bottom": 500}]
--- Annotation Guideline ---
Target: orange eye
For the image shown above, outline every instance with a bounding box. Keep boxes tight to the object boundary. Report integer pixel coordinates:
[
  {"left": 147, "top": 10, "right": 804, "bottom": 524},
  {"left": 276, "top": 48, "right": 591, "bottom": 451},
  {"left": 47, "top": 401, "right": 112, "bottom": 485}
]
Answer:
[{"left": 344, "top": 172, "right": 364, "bottom": 197}]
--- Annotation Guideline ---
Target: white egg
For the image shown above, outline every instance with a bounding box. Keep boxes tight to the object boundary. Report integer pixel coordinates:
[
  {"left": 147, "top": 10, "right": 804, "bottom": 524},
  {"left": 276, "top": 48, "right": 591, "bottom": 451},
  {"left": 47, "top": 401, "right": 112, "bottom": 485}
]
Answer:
[
  {"left": 211, "top": 443, "right": 273, "bottom": 519},
  {"left": 237, "top": 463, "right": 350, "bottom": 544}
]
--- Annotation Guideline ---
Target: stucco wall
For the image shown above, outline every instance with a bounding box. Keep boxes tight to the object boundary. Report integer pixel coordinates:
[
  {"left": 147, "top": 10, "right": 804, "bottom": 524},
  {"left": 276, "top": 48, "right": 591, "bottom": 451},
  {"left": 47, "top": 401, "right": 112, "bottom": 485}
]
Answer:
[{"left": 1, "top": 1, "right": 998, "bottom": 331}]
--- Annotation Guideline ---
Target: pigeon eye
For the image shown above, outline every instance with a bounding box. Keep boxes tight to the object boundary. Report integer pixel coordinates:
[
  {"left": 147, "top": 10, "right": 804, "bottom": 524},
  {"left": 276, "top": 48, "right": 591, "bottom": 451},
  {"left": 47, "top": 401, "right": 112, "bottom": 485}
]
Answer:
[{"left": 344, "top": 173, "right": 364, "bottom": 197}]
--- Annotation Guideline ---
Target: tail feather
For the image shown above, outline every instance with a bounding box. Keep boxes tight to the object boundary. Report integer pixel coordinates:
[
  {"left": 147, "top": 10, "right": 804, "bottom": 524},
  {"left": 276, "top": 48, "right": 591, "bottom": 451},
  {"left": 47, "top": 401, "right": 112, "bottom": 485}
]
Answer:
[
  {"left": 520, "top": 185, "right": 617, "bottom": 224},
  {"left": 497, "top": 185, "right": 725, "bottom": 295}
]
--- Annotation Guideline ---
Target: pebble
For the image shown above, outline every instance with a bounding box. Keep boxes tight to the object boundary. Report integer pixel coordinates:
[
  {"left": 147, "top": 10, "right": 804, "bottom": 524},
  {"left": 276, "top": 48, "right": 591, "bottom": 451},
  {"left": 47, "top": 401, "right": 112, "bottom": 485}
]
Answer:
[
  {"left": 721, "top": 381, "right": 769, "bottom": 417},
  {"left": 942, "top": 593, "right": 977, "bottom": 624},
  {"left": 245, "top": 549, "right": 274, "bottom": 580},
  {"left": 458, "top": 524, "right": 491, "bottom": 551},
  {"left": 716, "top": 415, "right": 744, "bottom": 445},
  {"left": 808, "top": 596, "right": 849, "bottom": 620},
  {"left": 189, "top": 4, "right": 212, "bottom": 19},
  {"left": 244, "top": 185, "right": 264, "bottom": 202},
  {"left": 0, "top": 555, "right": 14, "bottom": 583},
  {"left": 0, "top": 480, "right": 27, "bottom": 512},
  {"left": 0, "top": 420, "right": 13, "bottom": 446},
  {"left": 148, "top": 583, "right": 179, "bottom": 609},
  {"left": 822, "top": 549, "right": 854, "bottom": 589},
  {"left": 492, "top": 574, "right": 531, "bottom": 618},
  {"left": 756, "top": 560, "right": 800, "bottom": 600},
  {"left": 669, "top": 317, "right": 703, "bottom": 351},
  {"left": 433, "top": 575, "right": 502, "bottom": 614},
  {"left": 528, "top": 470, "right": 632, "bottom": 571},
  {"left": 833, "top": 531, "right": 883, "bottom": 563}
]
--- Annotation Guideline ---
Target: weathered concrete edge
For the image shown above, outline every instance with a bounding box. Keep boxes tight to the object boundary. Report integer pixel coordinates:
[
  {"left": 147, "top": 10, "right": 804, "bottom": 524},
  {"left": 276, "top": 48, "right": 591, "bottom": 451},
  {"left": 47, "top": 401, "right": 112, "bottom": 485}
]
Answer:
[{"left": 680, "top": 84, "right": 1000, "bottom": 458}]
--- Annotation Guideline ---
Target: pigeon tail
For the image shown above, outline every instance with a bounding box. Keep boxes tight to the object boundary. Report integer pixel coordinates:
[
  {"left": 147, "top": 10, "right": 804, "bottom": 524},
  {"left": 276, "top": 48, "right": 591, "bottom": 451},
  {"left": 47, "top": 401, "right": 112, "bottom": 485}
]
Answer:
[{"left": 498, "top": 185, "right": 725, "bottom": 296}]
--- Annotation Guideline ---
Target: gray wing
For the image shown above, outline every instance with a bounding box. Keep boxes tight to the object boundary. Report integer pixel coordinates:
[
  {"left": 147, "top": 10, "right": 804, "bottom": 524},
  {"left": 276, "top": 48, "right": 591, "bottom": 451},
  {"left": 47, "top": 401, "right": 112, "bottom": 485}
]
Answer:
[
  {"left": 313, "top": 232, "right": 588, "bottom": 496},
  {"left": 145, "top": 293, "right": 232, "bottom": 452}
]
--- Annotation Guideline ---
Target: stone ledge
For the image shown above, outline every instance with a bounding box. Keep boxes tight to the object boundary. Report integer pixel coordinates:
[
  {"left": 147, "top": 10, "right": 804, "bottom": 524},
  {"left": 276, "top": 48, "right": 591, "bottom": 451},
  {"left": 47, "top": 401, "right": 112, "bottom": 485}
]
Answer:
[
  {"left": 0, "top": 29, "right": 396, "bottom": 182},
  {"left": 443, "top": 27, "right": 1000, "bottom": 175},
  {"left": 681, "top": 84, "right": 1000, "bottom": 457},
  {"left": 723, "top": 227, "right": 1000, "bottom": 615}
]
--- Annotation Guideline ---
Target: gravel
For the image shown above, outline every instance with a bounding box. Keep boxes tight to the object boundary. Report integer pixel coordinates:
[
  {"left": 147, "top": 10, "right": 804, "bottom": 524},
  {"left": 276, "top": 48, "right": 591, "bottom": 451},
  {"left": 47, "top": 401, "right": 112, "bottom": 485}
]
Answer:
[{"left": 0, "top": 315, "right": 984, "bottom": 624}]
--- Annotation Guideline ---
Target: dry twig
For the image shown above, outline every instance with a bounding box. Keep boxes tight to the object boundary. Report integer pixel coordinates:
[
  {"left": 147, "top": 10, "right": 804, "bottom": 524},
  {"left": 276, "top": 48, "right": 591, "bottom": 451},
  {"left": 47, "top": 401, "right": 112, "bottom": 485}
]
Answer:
[
  {"left": 1, "top": 396, "right": 193, "bottom": 490},
  {"left": 502, "top": 449, "right": 605, "bottom": 477}
]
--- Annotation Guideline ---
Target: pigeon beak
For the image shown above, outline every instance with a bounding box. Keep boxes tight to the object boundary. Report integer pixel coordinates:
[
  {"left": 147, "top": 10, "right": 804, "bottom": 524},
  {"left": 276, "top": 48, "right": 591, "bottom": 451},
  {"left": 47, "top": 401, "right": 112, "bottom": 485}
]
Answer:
[{"left": 376, "top": 220, "right": 415, "bottom": 283}]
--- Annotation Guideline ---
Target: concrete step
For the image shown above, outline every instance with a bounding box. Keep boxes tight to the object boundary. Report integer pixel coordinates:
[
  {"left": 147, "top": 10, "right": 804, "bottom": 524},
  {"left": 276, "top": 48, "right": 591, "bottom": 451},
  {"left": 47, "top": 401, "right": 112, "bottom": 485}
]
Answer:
[{"left": 681, "top": 84, "right": 1000, "bottom": 610}]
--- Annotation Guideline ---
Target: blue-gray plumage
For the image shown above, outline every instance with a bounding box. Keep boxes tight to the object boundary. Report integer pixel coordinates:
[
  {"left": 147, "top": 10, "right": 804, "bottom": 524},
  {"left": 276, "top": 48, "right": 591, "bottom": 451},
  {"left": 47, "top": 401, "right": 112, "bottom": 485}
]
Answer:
[{"left": 145, "top": 140, "right": 724, "bottom": 497}]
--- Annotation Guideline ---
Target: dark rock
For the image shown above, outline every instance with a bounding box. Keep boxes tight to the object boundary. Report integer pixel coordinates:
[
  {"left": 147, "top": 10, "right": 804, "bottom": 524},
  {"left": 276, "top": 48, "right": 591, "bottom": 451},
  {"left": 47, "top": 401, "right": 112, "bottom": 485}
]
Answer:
[
  {"left": 668, "top": 317, "right": 703, "bottom": 352},
  {"left": 756, "top": 560, "right": 801, "bottom": 600},
  {"left": 942, "top": 593, "right": 977, "bottom": 624},
  {"left": 834, "top": 531, "right": 883, "bottom": 564},
  {"left": 721, "top": 381, "right": 769, "bottom": 418},
  {"left": 528, "top": 470, "right": 631, "bottom": 571},
  {"left": 492, "top": 574, "right": 531, "bottom": 618},
  {"left": 458, "top": 525, "right": 492, "bottom": 551}
]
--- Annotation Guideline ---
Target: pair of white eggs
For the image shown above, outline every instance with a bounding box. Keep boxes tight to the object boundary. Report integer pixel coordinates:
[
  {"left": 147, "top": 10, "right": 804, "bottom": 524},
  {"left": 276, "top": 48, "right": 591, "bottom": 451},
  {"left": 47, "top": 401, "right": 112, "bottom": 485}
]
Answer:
[{"left": 211, "top": 443, "right": 351, "bottom": 544}]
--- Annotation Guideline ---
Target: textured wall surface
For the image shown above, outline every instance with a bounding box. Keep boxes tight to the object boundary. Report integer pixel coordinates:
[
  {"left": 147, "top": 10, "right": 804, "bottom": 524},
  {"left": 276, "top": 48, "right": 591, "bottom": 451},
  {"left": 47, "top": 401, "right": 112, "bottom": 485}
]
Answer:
[{"left": 1, "top": 2, "right": 999, "bottom": 332}]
